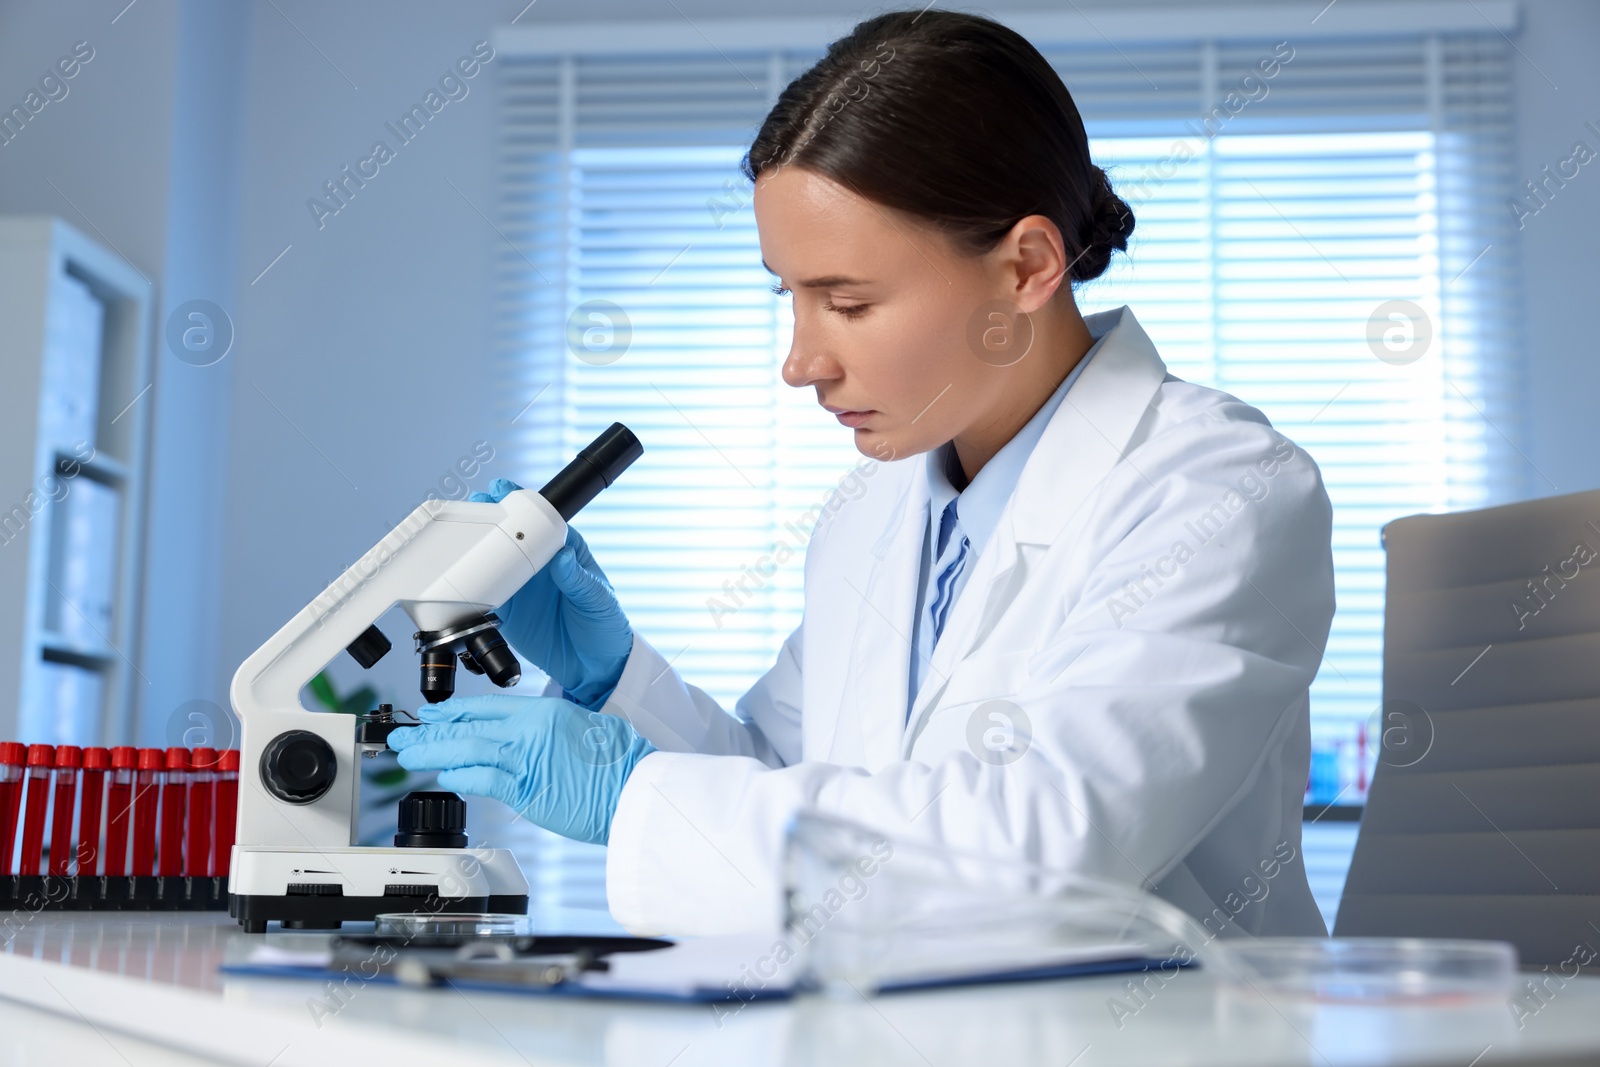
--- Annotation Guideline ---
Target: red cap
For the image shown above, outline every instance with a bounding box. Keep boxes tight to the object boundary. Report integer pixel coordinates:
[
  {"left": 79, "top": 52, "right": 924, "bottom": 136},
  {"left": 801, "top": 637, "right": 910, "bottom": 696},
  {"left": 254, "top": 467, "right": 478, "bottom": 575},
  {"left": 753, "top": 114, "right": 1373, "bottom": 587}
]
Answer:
[
  {"left": 190, "top": 746, "right": 219, "bottom": 770},
  {"left": 53, "top": 745, "right": 82, "bottom": 769},
  {"left": 26, "top": 744, "right": 55, "bottom": 768},
  {"left": 164, "top": 747, "right": 190, "bottom": 771},
  {"left": 110, "top": 746, "right": 137, "bottom": 769},
  {"left": 83, "top": 747, "right": 111, "bottom": 771},
  {"left": 137, "top": 748, "right": 163, "bottom": 771},
  {"left": 219, "top": 750, "right": 239, "bottom": 772},
  {"left": 0, "top": 742, "right": 24, "bottom": 766}
]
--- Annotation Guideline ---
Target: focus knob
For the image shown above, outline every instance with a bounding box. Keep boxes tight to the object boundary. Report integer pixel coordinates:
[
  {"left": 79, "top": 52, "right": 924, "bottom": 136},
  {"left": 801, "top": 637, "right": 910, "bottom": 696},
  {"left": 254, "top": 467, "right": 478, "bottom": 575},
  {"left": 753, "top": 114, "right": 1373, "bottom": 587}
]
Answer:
[
  {"left": 260, "top": 730, "right": 337, "bottom": 804},
  {"left": 395, "top": 790, "right": 468, "bottom": 849}
]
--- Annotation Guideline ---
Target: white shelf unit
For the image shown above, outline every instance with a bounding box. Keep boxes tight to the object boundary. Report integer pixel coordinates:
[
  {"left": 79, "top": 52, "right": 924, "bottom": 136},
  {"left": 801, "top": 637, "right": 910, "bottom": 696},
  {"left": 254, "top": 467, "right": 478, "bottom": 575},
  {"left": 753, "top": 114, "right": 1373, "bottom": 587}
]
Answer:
[{"left": 0, "top": 216, "right": 153, "bottom": 745}]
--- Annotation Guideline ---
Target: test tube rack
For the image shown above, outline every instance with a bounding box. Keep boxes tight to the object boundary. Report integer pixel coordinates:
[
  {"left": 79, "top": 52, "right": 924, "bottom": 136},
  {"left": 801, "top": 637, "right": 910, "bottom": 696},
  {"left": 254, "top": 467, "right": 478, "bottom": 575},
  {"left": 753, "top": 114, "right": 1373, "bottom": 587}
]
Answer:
[{"left": 0, "top": 743, "right": 238, "bottom": 911}]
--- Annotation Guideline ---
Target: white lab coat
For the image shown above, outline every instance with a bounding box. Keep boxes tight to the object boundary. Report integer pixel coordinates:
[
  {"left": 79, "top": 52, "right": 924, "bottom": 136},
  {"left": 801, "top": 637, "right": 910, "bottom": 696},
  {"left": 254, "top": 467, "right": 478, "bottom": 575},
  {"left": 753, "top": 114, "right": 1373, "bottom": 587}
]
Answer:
[{"left": 599, "top": 305, "right": 1335, "bottom": 939}]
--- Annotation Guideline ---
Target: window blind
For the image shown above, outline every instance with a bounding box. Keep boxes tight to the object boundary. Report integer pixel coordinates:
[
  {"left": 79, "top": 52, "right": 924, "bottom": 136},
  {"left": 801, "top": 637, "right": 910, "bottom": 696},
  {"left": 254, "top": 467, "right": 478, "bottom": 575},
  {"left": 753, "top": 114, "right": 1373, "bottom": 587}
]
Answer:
[{"left": 494, "top": 29, "right": 1522, "bottom": 910}]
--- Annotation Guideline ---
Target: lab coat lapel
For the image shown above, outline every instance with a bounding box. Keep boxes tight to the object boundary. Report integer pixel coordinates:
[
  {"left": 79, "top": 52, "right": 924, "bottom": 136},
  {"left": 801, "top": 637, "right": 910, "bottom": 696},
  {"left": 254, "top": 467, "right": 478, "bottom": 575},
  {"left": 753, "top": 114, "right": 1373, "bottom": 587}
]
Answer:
[
  {"left": 830, "top": 463, "right": 929, "bottom": 770},
  {"left": 1008, "top": 306, "right": 1168, "bottom": 547},
  {"left": 902, "top": 307, "right": 1169, "bottom": 740}
]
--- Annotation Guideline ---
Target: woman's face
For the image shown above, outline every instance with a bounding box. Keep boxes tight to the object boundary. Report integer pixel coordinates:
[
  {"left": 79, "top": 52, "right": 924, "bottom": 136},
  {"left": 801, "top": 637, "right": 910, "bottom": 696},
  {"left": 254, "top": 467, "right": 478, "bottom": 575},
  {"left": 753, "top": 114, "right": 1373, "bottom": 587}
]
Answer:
[{"left": 755, "top": 165, "right": 1060, "bottom": 463}]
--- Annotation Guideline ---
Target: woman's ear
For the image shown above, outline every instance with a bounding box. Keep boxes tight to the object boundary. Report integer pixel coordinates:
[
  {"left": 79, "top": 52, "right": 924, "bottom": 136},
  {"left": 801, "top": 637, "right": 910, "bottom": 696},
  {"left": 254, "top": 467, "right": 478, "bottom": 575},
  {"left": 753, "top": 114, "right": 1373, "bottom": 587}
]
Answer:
[{"left": 999, "top": 214, "right": 1070, "bottom": 313}]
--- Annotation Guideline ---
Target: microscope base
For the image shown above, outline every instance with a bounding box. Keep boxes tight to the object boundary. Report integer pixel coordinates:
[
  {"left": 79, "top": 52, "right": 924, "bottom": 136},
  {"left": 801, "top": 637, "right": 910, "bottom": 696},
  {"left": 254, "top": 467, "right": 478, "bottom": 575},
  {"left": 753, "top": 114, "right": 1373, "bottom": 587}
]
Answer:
[
  {"left": 227, "top": 845, "right": 531, "bottom": 933},
  {"left": 229, "top": 891, "right": 531, "bottom": 933}
]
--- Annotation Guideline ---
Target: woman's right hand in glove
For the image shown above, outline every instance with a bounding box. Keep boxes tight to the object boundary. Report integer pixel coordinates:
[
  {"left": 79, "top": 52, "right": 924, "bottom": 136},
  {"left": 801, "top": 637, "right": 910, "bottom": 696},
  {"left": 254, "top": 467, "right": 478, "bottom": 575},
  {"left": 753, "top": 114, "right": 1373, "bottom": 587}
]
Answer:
[{"left": 470, "top": 478, "right": 633, "bottom": 710}]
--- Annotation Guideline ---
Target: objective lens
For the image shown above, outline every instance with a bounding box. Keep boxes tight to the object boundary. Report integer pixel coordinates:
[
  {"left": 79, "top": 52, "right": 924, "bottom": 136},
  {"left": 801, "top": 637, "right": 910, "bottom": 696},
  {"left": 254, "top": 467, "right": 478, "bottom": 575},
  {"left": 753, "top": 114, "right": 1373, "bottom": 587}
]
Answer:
[
  {"left": 464, "top": 626, "right": 521, "bottom": 689},
  {"left": 420, "top": 649, "right": 457, "bottom": 704}
]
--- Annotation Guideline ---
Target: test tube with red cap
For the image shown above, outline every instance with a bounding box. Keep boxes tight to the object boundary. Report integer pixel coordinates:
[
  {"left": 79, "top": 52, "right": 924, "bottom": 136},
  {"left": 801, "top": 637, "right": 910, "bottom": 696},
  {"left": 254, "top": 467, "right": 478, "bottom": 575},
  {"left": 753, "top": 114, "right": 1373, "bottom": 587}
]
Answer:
[
  {"left": 48, "top": 746, "right": 81, "bottom": 876},
  {"left": 186, "top": 748, "right": 217, "bottom": 878},
  {"left": 212, "top": 750, "right": 238, "bottom": 877},
  {"left": 0, "top": 743, "right": 24, "bottom": 876},
  {"left": 78, "top": 748, "right": 109, "bottom": 876},
  {"left": 19, "top": 745, "right": 55, "bottom": 875},
  {"left": 105, "top": 747, "right": 136, "bottom": 877},
  {"left": 158, "top": 748, "right": 189, "bottom": 878},
  {"left": 131, "top": 748, "right": 162, "bottom": 877}
]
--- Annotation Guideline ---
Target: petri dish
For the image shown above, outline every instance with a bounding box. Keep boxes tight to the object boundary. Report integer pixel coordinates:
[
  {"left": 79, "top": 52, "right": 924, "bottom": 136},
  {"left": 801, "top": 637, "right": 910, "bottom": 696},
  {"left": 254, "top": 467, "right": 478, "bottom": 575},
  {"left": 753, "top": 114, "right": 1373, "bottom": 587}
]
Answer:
[
  {"left": 1222, "top": 937, "right": 1518, "bottom": 1003},
  {"left": 374, "top": 912, "right": 535, "bottom": 942}
]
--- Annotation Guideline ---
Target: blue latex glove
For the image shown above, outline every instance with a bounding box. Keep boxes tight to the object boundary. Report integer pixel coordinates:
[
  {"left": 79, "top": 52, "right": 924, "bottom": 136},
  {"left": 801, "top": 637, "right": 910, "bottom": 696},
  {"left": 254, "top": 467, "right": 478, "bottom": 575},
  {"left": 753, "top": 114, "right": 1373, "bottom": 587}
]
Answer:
[
  {"left": 468, "top": 478, "right": 632, "bottom": 709},
  {"left": 388, "top": 693, "right": 657, "bottom": 845}
]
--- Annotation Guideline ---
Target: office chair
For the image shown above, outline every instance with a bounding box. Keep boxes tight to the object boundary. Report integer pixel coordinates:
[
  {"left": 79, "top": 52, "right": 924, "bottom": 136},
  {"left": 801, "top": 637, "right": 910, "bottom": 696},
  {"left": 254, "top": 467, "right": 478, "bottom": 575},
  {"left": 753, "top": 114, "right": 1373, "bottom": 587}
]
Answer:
[{"left": 1334, "top": 488, "right": 1600, "bottom": 966}]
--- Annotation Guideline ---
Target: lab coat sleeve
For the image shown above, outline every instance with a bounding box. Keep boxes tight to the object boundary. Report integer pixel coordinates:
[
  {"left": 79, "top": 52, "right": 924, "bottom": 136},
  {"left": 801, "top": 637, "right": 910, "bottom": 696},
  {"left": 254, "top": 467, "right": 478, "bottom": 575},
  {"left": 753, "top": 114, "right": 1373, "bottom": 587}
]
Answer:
[
  {"left": 605, "top": 415, "right": 1335, "bottom": 936},
  {"left": 596, "top": 626, "right": 801, "bottom": 768}
]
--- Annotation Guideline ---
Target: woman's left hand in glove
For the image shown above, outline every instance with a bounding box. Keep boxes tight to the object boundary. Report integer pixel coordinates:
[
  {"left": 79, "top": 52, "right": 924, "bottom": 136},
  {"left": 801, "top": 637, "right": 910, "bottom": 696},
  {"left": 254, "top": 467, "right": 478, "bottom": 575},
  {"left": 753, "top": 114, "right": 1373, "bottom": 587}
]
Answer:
[{"left": 388, "top": 693, "right": 657, "bottom": 845}]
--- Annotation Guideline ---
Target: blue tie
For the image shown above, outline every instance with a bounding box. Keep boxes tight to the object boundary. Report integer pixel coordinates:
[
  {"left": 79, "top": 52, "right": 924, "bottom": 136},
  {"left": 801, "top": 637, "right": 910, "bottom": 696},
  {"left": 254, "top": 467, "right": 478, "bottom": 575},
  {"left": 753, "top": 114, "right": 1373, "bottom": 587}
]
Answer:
[{"left": 929, "top": 499, "right": 971, "bottom": 643}]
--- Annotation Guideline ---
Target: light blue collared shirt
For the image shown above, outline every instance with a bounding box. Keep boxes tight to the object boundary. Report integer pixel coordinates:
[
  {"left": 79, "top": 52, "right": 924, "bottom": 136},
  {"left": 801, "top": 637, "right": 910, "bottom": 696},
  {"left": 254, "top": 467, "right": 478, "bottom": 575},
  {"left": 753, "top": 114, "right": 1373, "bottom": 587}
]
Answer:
[{"left": 907, "top": 333, "right": 1108, "bottom": 718}]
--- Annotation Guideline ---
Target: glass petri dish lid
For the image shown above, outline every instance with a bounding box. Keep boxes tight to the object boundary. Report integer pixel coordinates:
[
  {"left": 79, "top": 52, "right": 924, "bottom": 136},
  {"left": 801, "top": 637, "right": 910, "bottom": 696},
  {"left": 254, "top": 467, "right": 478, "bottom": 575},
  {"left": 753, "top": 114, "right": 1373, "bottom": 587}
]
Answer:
[
  {"left": 374, "top": 912, "right": 535, "bottom": 942},
  {"left": 1222, "top": 937, "right": 1518, "bottom": 1003}
]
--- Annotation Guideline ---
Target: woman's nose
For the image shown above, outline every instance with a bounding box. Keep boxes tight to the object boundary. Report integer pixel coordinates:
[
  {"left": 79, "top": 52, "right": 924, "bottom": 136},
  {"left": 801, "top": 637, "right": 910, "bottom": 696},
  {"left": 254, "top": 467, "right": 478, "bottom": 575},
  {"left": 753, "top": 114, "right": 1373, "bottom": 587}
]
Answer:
[{"left": 781, "top": 337, "right": 842, "bottom": 390}]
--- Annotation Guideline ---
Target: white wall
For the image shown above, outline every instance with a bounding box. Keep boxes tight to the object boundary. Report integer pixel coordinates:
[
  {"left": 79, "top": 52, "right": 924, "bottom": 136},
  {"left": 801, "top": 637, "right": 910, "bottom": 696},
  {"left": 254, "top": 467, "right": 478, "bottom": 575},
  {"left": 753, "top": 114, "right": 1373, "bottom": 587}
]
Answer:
[
  {"left": 1509, "top": 0, "right": 1600, "bottom": 498},
  {"left": 0, "top": 0, "right": 246, "bottom": 744},
  {"left": 1, "top": 0, "right": 1596, "bottom": 735},
  {"left": 221, "top": 0, "right": 514, "bottom": 707}
]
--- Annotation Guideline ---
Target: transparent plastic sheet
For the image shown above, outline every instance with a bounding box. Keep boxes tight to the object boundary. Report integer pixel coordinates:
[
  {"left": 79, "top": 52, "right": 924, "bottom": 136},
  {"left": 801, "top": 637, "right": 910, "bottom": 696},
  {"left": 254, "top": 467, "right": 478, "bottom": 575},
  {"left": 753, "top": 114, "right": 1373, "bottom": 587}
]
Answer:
[
  {"left": 782, "top": 812, "right": 1521, "bottom": 1007},
  {"left": 782, "top": 811, "right": 1235, "bottom": 997},
  {"left": 1220, "top": 937, "right": 1519, "bottom": 1004}
]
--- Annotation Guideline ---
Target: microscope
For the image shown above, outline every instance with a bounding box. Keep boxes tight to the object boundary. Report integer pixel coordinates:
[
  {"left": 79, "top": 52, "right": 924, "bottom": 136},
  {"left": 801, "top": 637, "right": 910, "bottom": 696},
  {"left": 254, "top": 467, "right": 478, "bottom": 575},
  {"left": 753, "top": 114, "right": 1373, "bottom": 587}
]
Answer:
[{"left": 227, "top": 424, "right": 643, "bottom": 932}]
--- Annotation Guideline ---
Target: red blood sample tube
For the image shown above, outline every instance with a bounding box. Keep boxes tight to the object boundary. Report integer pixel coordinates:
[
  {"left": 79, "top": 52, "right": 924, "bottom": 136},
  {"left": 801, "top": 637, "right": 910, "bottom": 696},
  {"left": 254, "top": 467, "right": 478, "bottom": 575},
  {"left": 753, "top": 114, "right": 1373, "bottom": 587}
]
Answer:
[
  {"left": 0, "top": 743, "right": 24, "bottom": 876},
  {"left": 78, "top": 748, "right": 109, "bottom": 876},
  {"left": 19, "top": 745, "right": 55, "bottom": 876},
  {"left": 213, "top": 750, "right": 239, "bottom": 877},
  {"left": 131, "top": 748, "right": 162, "bottom": 877},
  {"left": 48, "top": 746, "right": 82, "bottom": 877},
  {"left": 158, "top": 748, "right": 189, "bottom": 878},
  {"left": 186, "top": 747, "right": 217, "bottom": 878},
  {"left": 104, "top": 747, "right": 136, "bottom": 877}
]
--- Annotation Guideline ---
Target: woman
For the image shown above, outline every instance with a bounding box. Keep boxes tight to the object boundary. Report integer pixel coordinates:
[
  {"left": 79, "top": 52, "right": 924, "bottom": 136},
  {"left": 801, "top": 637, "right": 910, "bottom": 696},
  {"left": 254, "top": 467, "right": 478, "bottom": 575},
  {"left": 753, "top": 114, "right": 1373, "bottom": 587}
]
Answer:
[{"left": 391, "top": 9, "right": 1335, "bottom": 939}]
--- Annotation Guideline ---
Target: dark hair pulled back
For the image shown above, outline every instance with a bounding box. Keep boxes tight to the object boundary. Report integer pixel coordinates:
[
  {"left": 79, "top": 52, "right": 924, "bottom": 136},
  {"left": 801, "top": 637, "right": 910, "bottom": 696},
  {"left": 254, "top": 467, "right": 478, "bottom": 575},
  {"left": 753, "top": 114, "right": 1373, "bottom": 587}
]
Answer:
[{"left": 742, "top": 9, "right": 1134, "bottom": 284}]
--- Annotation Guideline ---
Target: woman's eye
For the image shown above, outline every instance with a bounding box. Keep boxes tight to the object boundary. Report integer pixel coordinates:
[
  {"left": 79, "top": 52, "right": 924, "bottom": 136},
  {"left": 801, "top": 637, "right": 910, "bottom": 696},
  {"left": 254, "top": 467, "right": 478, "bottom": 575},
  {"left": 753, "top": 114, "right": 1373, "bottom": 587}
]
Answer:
[{"left": 770, "top": 284, "right": 865, "bottom": 319}]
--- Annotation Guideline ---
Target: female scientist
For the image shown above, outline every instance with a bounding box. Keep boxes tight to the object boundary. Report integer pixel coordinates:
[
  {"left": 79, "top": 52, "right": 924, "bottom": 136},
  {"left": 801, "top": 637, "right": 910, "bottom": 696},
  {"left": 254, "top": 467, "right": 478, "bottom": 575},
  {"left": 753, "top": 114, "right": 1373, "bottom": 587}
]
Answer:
[{"left": 391, "top": 9, "right": 1336, "bottom": 939}]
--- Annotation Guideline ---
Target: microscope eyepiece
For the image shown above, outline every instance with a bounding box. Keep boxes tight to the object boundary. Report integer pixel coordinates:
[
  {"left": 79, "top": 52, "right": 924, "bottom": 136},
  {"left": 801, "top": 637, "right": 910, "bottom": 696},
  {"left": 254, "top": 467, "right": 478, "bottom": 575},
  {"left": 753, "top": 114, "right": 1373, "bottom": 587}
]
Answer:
[{"left": 537, "top": 423, "right": 643, "bottom": 522}]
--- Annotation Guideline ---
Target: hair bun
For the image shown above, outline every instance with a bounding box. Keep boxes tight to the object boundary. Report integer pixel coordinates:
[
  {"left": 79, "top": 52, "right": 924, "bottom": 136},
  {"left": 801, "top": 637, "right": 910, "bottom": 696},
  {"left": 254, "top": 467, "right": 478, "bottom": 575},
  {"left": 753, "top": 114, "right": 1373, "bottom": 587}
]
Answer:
[{"left": 1072, "top": 167, "right": 1136, "bottom": 282}]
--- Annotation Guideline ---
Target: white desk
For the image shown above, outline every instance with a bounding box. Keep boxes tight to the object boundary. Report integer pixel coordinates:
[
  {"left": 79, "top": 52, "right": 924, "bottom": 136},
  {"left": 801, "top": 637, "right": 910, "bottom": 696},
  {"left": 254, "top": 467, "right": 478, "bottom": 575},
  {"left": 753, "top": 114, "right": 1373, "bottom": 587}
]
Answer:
[{"left": 0, "top": 910, "right": 1597, "bottom": 1067}]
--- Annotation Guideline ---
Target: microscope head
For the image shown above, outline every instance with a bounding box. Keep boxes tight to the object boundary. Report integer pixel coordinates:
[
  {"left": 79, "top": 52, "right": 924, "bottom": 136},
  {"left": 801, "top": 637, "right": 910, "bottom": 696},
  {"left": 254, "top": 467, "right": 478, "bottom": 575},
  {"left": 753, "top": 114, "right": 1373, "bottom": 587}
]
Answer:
[
  {"left": 400, "top": 422, "right": 642, "bottom": 703},
  {"left": 334, "top": 422, "right": 643, "bottom": 706}
]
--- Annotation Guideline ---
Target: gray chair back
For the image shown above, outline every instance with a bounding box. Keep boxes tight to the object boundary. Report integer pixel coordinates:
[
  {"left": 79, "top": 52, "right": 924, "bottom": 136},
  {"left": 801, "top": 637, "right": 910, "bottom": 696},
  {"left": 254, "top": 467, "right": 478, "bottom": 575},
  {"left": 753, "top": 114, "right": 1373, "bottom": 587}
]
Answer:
[{"left": 1334, "top": 489, "right": 1600, "bottom": 966}]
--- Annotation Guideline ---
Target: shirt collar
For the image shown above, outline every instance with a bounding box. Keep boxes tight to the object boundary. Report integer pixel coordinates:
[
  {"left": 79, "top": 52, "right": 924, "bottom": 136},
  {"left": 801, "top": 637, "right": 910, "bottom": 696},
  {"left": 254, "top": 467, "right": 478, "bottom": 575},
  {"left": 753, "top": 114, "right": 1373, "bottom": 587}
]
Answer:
[{"left": 923, "top": 329, "right": 1109, "bottom": 556}]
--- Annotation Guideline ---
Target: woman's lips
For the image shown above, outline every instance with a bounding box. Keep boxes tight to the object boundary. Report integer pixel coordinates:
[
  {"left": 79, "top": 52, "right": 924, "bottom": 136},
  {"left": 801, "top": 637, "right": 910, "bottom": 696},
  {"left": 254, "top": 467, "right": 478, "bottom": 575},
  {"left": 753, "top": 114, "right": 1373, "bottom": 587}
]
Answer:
[{"left": 832, "top": 409, "right": 873, "bottom": 428}]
